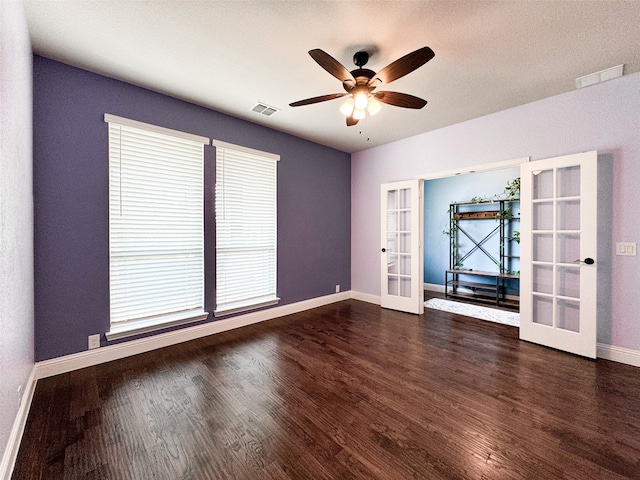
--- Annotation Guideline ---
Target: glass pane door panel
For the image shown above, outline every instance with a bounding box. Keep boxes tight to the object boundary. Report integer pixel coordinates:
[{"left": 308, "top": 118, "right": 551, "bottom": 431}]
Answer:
[
  {"left": 533, "top": 170, "right": 554, "bottom": 199},
  {"left": 533, "top": 202, "right": 553, "bottom": 230},
  {"left": 387, "top": 233, "right": 397, "bottom": 253},
  {"left": 386, "top": 189, "right": 411, "bottom": 297},
  {"left": 557, "top": 200, "right": 580, "bottom": 230},
  {"left": 557, "top": 166, "right": 581, "bottom": 197},
  {"left": 557, "top": 234, "right": 580, "bottom": 264},
  {"left": 557, "top": 299, "right": 580, "bottom": 332},
  {"left": 387, "top": 254, "right": 398, "bottom": 274},
  {"left": 400, "top": 277, "right": 412, "bottom": 297},
  {"left": 557, "top": 267, "right": 580, "bottom": 298},
  {"left": 387, "top": 211, "right": 397, "bottom": 231},
  {"left": 533, "top": 296, "right": 553, "bottom": 326},
  {"left": 399, "top": 254, "right": 411, "bottom": 275},
  {"left": 533, "top": 265, "right": 553, "bottom": 294},
  {"left": 388, "top": 276, "right": 399, "bottom": 296},
  {"left": 399, "top": 188, "right": 411, "bottom": 209},
  {"left": 387, "top": 190, "right": 398, "bottom": 208},
  {"left": 399, "top": 211, "right": 411, "bottom": 231},
  {"left": 533, "top": 234, "right": 553, "bottom": 262},
  {"left": 399, "top": 233, "right": 411, "bottom": 253}
]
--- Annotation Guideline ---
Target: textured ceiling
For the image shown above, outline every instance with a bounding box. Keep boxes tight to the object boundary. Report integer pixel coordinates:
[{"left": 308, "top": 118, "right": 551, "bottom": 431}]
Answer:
[{"left": 24, "top": 0, "right": 640, "bottom": 153}]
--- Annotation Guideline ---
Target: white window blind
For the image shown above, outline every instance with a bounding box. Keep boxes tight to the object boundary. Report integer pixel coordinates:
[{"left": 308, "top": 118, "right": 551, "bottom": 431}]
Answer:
[
  {"left": 214, "top": 140, "right": 279, "bottom": 315},
  {"left": 106, "top": 114, "right": 209, "bottom": 332}
]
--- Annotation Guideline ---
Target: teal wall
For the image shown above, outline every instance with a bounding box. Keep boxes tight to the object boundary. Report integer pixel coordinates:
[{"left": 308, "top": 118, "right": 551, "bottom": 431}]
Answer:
[{"left": 423, "top": 167, "right": 520, "bottom": 294}]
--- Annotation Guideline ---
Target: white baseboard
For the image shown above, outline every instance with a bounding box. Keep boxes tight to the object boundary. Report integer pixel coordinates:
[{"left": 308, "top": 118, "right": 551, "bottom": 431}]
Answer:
[
  {"left": 350, "top": 291, "right": 381, "bottom": 305},
  {"left": 0, "top": 366, "right": 37, "bottom": 480},
  {"left": 597, "top": 343, "right": 640, "bottom": 367},
  {"left": 36, "top": 291, "right": 351, "bottom": 379}
]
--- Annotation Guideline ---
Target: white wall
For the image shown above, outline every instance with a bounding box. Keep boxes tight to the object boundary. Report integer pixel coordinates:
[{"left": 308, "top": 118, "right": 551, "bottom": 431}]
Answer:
[
  {"left": 0, "top": 0, "right": 35, "bottom": 467},
  {"left": 352, "top": 72, "right": 640, "bottom": 351}
]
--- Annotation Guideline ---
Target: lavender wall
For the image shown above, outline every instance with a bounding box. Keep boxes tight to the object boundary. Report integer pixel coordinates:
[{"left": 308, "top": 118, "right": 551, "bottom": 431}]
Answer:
[
  {"left": 33, "top": 56, "right": 351, "bottom": 361},
  {"left": 0, "top": 0, "right": 34, "bottom": 466},
  {"left": 352, "top": 72, "right": 640, "bottom": 352}
]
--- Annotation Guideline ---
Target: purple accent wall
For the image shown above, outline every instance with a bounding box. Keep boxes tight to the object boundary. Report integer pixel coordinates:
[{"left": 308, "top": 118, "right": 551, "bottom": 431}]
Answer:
[{"left": 33, "top": 56, "right": 351, "bottom": 361}]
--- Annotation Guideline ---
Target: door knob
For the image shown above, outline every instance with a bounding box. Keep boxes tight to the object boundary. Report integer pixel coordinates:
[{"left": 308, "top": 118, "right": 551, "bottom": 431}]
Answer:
[
  {"left": 381, "top": 248, "right": 386, "bottom": 253},
  {"left": 573, "top": 257, "right": 595, "bottom": 265}
]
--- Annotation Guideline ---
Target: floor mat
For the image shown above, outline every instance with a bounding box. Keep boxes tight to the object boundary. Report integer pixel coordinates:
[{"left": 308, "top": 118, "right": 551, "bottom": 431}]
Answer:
[{"left": 424, "top": 298, "right": 519, "bottom": 327}]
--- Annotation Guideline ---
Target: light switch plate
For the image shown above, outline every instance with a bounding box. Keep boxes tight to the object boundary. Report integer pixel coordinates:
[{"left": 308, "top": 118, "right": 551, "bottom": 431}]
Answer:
[{"left": 616, "top": 242, "right": 637, "bottom": 256}]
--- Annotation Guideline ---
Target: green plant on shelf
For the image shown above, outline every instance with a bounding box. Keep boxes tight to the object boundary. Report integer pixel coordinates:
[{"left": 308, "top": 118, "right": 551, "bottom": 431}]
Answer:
[
  {"left": 504, "top": 231, "right": 521, "bottom": 244},
  {"left": 469, "top": 177, "right": 521, "bottom": 204},
  {"left": 443, "top": 222, "right": 464, "bottom": 269},
  {"left": 495, "top": 207, "right": 514, "bottom": 220},
  {"left": 504, "top": 177, "right": 520, "bottom": 201}
]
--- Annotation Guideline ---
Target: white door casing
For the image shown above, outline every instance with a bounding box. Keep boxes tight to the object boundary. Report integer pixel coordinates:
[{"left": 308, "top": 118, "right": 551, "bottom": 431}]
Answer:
[
  {"left": 380, "top": 180, "right": 424, "bottom": 314},
  {"left": 519, "top": 151, "right": 598, "bottom": 358}
]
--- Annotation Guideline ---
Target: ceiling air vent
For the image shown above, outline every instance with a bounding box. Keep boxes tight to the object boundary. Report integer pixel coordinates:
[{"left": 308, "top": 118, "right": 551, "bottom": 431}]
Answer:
[
  {"left": 251, "top": 102, "right": 279, "bottom": 117},
  {"left": 575, "top": 64, "right": 624, "bottom": 89}
]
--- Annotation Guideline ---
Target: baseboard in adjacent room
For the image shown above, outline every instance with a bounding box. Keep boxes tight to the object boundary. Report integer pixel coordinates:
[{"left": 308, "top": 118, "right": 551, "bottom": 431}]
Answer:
[{"left": 424, "top": 283, "right": 445, "bottom": 293}]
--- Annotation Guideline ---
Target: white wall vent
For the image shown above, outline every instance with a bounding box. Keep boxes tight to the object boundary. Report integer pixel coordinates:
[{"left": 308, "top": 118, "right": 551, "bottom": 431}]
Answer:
[
  {"left": 575, "top": 64, "right": 624, "bottom": 89},
  {"left": 251, "top": 102, "right": 279, "bottom": 117}
]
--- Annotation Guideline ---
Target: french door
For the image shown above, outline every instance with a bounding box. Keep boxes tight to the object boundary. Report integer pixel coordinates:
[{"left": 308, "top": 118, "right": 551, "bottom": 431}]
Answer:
[
  {"left": 380, "top": 180, "right": 424, "bottom": 314},
  {"left": 519, "top": 151, "right": 598, "bottom": 358}
]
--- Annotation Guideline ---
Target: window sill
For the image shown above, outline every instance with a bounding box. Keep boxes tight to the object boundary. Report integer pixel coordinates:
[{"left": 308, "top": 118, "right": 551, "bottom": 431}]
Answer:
[
  {"left": 106, "top": 310, "right": 209, "bottom": 341},
  {"left": 214, "top": 297, "right": 280, "bottom": 317}
]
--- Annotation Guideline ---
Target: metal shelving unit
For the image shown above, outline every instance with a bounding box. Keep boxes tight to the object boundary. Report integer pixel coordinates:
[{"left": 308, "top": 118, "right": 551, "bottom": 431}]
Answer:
[{"left": 445, "top": 199, "right": 520, "bottom": 309}]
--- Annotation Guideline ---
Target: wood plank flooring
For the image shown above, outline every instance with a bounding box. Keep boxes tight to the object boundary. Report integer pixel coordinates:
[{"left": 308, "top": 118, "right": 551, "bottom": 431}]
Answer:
[{"left": 13, "top": 299, "right": 640, "bottom": 479}]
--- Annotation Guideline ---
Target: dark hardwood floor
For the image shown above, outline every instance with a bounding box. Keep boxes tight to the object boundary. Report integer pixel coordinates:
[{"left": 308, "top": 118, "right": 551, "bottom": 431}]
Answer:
[{"left": 13, "top": 299, "right": 640, "bottom": 479}]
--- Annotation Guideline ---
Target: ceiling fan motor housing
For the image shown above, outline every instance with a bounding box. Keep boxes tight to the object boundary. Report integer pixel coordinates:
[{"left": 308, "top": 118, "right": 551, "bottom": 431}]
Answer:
[
  {"left": 353, "top": 51, "right": 369, "bottom": 67},
  {"left": 344, "top": 68, "right": 376, "bottom": 92}
]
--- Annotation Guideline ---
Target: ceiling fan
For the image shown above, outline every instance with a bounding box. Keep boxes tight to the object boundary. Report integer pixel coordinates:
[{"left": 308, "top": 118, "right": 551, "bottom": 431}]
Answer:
[{"left": 289, "top": 46, "right": 435, "bottom": 126}]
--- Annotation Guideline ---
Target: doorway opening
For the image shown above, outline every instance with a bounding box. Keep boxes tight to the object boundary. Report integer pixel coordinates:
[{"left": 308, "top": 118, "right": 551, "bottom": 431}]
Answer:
[{"left": 418, "top": 158, "right": 528, "bottom": 320}]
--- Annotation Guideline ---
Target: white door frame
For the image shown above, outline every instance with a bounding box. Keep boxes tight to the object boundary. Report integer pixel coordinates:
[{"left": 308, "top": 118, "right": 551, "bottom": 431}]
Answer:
[{"left": 417, "top": 157, "right": 530, "bottom": 182}]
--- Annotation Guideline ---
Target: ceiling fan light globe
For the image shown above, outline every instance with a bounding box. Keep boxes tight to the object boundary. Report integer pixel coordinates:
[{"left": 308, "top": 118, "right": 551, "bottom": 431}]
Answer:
[
  {"left": 339, "top": 97, "right": 355, "bottom": 116},
  {"left": 353, "top": 107, "right": 366, "bottom": 120},
  {"left": 367, "top": 98, "right": 382, "bottom": 116},
  {"left": 354, "top": 91, "right": 369, "bottom": 110}
]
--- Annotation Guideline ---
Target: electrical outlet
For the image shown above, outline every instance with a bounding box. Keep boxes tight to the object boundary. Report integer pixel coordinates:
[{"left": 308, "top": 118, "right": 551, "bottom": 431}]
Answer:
[
  {"left": 335, "top": 284, "right": 340, "bottom": 293},
  {"left": 88, "top": 334, "right": 101, "bottom": 350}
]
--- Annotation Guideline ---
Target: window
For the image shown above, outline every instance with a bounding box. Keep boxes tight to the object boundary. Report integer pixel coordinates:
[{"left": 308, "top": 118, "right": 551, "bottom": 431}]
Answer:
[
  {"left": 105, "top": 114, "right": 209, "bottom": 339},
  {"left": 214, "top": 140, "right": 279, "bottom": 315}
]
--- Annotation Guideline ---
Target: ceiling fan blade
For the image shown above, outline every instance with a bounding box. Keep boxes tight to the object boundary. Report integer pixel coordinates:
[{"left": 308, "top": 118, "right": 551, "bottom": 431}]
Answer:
[
  {"left": 289, "top": 93, "right": 347, "bottom": 107},
  {"left": 373, "top": 91, "right": 427, "bottom": 109},
  {"left": 309, "top": 49, "right": 355, "bottom": 84},
  {"left": 369, "top": 46, "right": 435, "bottom": 86},
  {"left": 346, "top": 115, "right": 359, "bottom": 127}
]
